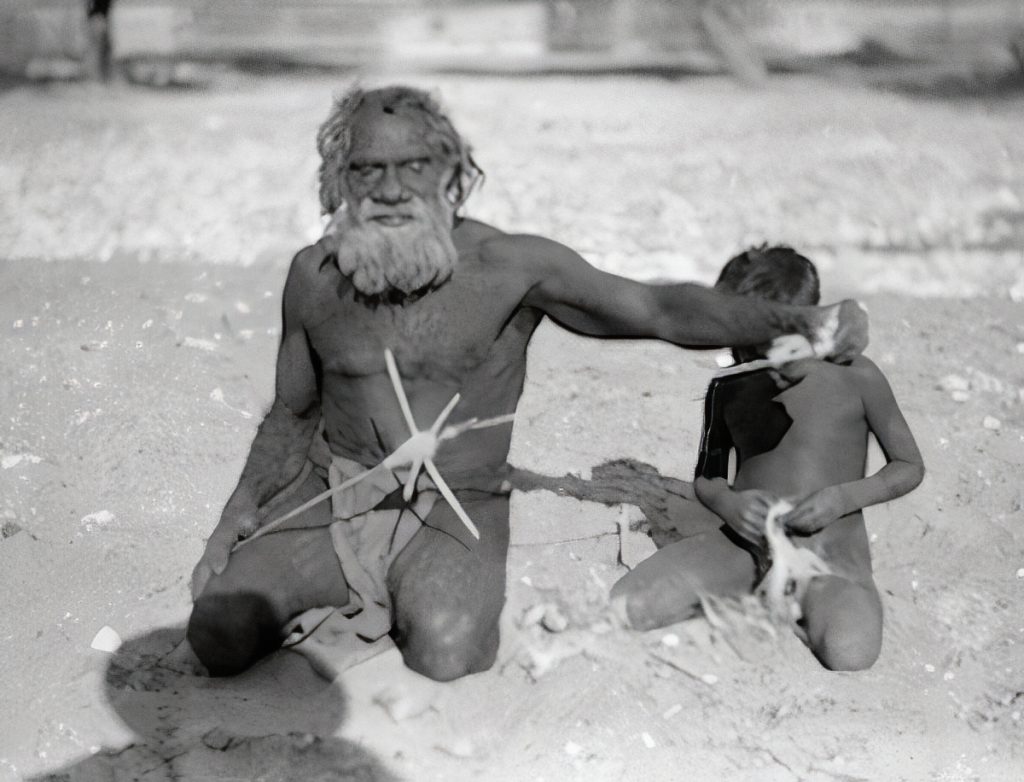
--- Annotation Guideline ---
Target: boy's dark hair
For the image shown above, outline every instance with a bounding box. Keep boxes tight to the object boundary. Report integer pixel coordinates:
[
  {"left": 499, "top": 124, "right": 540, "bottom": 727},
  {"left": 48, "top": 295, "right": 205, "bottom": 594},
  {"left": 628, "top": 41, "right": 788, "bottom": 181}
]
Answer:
[{"left": 715, "top": 245, "right": 820, "bottom": 306}]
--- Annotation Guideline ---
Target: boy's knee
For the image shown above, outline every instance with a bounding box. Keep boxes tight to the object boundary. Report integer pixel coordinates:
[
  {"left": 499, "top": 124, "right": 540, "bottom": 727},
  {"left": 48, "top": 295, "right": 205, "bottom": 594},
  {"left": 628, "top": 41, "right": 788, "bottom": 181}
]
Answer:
[
  {"left": 813, "top": 628, "right": 881, "bottom": 671},
  {"left": 803, "top": 578, "right": 882, "bottom": 672},
  {"left": 187, "top": 591, "right": 283, "bottom": 677},
  {"left": 610, "top": 572, "right": 700, "bottom": 632},
  {"left": 396, "top": 608, "right": 498, "bottom": 682}
]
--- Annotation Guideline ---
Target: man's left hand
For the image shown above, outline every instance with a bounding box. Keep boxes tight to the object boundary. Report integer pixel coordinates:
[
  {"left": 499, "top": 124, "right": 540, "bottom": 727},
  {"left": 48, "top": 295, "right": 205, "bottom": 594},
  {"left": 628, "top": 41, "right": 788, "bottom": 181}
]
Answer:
[{"left": 813, "top": 300, "right": 869, "bottom": 364}]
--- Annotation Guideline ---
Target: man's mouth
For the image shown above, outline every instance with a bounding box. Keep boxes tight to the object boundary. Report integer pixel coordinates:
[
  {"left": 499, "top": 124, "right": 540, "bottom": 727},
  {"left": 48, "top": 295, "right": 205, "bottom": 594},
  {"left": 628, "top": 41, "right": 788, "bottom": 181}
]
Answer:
[{"left": 368, "top": 214, "right": 414, "bottom": 227}]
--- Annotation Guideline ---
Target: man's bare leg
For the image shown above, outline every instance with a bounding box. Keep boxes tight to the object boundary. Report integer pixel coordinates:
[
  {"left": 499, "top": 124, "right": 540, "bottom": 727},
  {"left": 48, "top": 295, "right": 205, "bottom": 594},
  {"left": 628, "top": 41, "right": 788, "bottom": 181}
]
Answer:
[
  {"left": 187, "top": 471, "right": 348, "bottom": 676},
  {"left": 610, "top": 505, "right": 756, "bottom": 632},
  {"left": 388, "top": 491, "right": 509, "bottom": 682},
  {"left": 799, "top": 575, "right": 883, "bottom": 671}
]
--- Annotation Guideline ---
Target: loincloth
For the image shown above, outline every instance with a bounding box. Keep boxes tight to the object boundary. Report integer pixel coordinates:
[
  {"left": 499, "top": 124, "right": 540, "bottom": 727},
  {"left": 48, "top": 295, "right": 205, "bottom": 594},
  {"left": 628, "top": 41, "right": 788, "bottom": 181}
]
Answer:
[{"left": 283, "top": 453, "right": 438, "bottom": 645}]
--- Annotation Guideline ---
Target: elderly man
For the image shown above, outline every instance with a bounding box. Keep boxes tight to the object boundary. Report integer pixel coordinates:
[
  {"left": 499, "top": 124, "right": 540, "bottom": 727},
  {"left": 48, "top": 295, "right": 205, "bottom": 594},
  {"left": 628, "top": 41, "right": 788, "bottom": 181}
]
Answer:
[{"left": 188, "top": 85, "right": 868, "bottom": 682}]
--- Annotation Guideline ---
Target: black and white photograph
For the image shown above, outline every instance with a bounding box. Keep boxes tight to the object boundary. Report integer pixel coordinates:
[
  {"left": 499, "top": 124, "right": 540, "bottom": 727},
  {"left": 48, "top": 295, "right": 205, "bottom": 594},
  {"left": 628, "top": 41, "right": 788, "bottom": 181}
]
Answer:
[{"left": 1, "top": 1, "right": 1022, "bottom": 780}]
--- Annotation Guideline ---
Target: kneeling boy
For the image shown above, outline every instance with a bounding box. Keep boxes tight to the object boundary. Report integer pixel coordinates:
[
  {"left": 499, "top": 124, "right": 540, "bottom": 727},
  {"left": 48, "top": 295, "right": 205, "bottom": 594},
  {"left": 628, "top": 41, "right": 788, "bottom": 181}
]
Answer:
[{"left": 612, "top": 246, "right": 924, "bottom": 671}]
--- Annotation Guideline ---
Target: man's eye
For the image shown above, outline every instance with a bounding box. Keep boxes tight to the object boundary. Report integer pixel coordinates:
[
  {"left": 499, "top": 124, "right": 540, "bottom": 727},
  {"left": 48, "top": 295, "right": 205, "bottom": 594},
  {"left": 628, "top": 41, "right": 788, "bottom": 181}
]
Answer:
[{"left": 406, "top": 160, "right": 426, "bottom": 173}]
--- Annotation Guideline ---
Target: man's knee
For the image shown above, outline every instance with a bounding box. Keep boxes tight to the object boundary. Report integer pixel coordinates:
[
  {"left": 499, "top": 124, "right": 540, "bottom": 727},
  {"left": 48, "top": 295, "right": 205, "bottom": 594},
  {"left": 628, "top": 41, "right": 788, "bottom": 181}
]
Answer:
[
  {"left": 187, "top": 591, "right": 283, "bottom": 677},
  {"left": 395, "top": 608, "right": 498, "bottom": 682}
]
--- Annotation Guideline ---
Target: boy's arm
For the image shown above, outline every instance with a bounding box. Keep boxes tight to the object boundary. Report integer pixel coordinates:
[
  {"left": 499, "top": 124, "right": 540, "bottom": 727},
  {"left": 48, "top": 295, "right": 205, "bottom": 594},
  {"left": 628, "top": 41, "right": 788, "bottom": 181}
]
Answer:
[
  {"left": 693, "top": 395, "right": 779, "bottom": 545},
  {"left": 782, "top": 358, "right": 925, "bottom": 534}
]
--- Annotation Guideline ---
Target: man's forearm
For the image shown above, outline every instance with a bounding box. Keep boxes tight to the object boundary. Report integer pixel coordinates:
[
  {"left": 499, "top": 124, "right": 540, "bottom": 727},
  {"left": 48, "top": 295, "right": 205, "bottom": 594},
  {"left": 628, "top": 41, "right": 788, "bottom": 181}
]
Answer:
[
  {"left": 654, "top": 283, "right": 814, "bottom": 348},
  {"left": 224, "top": 397, "right": 320, "bottom": 518}
]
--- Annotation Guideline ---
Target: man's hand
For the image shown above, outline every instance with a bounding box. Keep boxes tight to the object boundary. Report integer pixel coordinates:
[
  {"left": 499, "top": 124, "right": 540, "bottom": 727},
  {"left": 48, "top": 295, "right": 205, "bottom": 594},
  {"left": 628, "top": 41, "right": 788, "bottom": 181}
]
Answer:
[
  {"left": 779, "top": 486, "right": 848, "bottom": 535},
  {"left": 812, "top": 300, "right": 869, "bottom": 364},
  {"left": 719, "top": 489, "right": 780, "bottom": 546},
  {"left": 190, "top": 506, "right": 257, "bottom": 600}
]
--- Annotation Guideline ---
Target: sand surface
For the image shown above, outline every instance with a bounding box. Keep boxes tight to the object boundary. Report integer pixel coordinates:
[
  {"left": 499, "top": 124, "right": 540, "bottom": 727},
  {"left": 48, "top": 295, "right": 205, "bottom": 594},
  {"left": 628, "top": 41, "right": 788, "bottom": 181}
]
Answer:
[{"left": 1, "top": 70, "right": 1022, "bottom": 781}]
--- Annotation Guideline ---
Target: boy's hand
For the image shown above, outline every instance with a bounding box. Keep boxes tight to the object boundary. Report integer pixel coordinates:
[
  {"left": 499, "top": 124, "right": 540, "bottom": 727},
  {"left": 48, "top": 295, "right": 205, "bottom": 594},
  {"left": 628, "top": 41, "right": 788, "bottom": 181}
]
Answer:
[
  {"left": 780, "top": 486, "right": 848, "bottom": 535},
  {"left": 721, "top": 489, "right": 780, "bottom": 546}
]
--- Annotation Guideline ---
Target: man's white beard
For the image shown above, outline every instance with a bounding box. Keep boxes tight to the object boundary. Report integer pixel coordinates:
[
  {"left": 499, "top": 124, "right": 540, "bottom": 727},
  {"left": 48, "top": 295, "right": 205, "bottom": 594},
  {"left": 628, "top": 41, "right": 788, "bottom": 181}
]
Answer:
[{"left": 331, "top": 198, "right": 458, "bottom": 299}]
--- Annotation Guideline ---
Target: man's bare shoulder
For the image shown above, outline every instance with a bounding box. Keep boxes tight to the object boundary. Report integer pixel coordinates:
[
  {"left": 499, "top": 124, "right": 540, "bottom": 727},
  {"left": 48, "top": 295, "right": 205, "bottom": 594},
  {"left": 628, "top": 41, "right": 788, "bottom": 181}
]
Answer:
[
  {"left": 282, "top": 240, "right": 339, "bottom": 320},
  {"left": 478, "top": 231, "right": 579, "bottom": 270},
  {"left": 289, "top": 240, "right": 334, "bottom": 281},
  {"left": 454, "top": 217, "right": 505, "bottom": 244}
]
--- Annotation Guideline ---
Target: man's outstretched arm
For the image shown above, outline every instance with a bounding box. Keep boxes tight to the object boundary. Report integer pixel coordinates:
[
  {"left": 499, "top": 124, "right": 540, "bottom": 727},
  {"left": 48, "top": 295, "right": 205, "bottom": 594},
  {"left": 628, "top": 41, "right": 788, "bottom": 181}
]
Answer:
[
  {"left": 504, "top": 235, "right": 867, "bottom": 361},
  {"left": 191, "top": 253, "right": 321, "bottom": 598}
]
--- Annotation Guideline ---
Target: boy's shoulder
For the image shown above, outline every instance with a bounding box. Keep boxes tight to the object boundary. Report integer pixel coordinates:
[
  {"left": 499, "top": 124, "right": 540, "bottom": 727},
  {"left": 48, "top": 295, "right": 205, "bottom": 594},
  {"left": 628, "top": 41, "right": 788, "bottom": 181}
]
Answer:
[{"left": 844, "top": 355, "right": 889, "bottom": 386}]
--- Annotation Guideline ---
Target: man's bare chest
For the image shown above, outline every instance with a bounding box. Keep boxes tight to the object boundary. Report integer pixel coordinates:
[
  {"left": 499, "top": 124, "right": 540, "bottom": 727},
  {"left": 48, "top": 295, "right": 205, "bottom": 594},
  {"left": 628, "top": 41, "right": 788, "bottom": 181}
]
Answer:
[{"left": 305, "top": 279, "right": 526, "bottom": 380}]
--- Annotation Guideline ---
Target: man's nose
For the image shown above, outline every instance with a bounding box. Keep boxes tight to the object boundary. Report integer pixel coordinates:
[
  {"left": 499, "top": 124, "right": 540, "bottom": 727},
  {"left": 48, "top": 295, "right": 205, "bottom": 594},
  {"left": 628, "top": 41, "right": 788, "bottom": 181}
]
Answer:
[{"left": 373, "top": 166, "right": 408, "bottom": 205}]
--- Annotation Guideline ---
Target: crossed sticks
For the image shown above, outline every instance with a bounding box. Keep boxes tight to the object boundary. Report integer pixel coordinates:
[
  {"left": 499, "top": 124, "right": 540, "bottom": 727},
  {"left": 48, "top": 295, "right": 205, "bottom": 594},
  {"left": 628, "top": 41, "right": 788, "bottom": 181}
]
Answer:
[{"left": 234, "top": 348, "right": 514, "bottom": 550}]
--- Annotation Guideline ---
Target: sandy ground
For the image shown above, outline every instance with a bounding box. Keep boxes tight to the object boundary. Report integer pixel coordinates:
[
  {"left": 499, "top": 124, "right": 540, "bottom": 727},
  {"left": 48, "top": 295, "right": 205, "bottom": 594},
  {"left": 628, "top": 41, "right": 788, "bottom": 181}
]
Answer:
[{"left": 1, "top": 70, "right": 1023, "bottom": 781}]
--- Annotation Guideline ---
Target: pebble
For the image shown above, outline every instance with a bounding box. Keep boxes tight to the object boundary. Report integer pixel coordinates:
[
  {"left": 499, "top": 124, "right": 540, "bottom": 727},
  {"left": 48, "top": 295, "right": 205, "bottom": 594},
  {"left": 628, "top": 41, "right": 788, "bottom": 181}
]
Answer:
[
  {"left": 2, "top": 454, "right": 42, "bottom": 470},
  {"left": 951, "top": 390, "right": 970, "bottom": 403},
  {"left": 938, "top": 374, "right": 970, "bottom": 392},
  {"left": 541, "top": 605, "right": 569, "bottom": 633},
  {"left": 521, "top": 603, "right": 553, "bottom": 629},
  {"left": 983, "top": 416, "right": 1001, "bottom": 431},
  {"left": 700, "top": 673, "right": 719, "bottom": 685},
  {"left": 564, "top": 741, "right": 583, "bottom": 757},
  {"left": 437, "top": 737, "right": 475, "bottom": 758},
  {"left": 662, "top": 704, "right": 683, "bottom": 720},
  {"left": 661, "top": 633, "right": 680, "bottom": 648},
  {"left": 183, "top": 337, "right": 217, "bottom": 351},
  {"left": 641, "top": 732, "right": 656, "bottom": 749},
  {"left": 80, "top": 510, "right": 115, "bottom": 529},
  {"left": 1015, "top": 568, "right": 1024, "bottom": 580},
  {"left": 90, "top": 626, "right": 121, "bottom": 653},
  {"left": 924, "top": 664, "right": 936, "bottom": 673}
]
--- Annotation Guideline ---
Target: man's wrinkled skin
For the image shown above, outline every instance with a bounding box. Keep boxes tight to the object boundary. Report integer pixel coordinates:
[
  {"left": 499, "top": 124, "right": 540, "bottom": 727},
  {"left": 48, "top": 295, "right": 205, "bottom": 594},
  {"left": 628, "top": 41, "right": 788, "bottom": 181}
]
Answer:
[{"left": 187, "top": 86, "right": 869, "bottom": 681}]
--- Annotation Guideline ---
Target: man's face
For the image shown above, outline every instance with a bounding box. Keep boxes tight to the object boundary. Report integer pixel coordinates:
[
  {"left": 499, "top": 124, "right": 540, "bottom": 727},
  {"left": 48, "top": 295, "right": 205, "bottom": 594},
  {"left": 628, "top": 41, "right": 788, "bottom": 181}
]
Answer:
[
  {"left": 327, "top": 103, "right": 461, "bottom": 300},
  {"left": 342, "top": 106, "right": 454, "bottom": 224}
]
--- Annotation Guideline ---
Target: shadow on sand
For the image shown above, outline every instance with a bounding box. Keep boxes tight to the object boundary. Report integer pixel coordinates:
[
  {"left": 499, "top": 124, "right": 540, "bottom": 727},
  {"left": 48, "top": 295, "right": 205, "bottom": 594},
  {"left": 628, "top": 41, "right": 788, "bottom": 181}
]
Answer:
[{"left": 30, "top": 626, "right": 398, "bottom": 782}]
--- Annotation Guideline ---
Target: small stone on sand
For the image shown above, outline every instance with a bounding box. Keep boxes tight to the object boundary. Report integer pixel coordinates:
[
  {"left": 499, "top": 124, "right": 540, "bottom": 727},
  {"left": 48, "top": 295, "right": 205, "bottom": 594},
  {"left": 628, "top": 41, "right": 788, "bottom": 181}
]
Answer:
[
  {"left": 938, "top": 374, "right": 970, "bottom": 392},
  {"left": 983, "top": 416, "right": 1001, "bottom": 431},
  {"left": 90, "top": 626, "right": 121, "bottom": 653},
  {"left": 541, "top": 605, "right": 569, "bottom": 633}
]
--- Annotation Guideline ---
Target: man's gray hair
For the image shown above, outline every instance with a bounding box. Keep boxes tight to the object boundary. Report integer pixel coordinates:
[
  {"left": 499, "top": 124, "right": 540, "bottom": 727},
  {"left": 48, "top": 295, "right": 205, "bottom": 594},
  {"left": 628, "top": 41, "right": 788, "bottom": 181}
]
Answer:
[{"left": 316, "top": 85, "right": 483, "bottom": 215}]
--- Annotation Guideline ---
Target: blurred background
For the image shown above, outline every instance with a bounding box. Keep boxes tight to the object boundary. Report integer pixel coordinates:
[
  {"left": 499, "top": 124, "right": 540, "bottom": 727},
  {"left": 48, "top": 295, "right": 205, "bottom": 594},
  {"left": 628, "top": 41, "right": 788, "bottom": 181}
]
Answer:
[
  {"left": 2, "top": 1, "right": 1023, "bottom": 84},
  {"left": 1, "top": 1, "right": 1022, "bottom": 299}
]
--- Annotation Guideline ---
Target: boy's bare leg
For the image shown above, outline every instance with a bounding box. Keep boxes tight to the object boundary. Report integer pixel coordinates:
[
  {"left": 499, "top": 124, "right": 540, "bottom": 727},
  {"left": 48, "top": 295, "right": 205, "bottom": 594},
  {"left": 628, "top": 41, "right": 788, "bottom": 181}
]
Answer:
[
  {"left": 799, "top": 575, "right": 883, "bottom": 671},
  {"left": 388, "top": 491, "right": 509, "bottom": 682},
  {"left": 611, "top": 514, "right": 757, "bottom": 631},
  {"left": 187, "top": 471, "right": 349, "bottom": 676}
]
